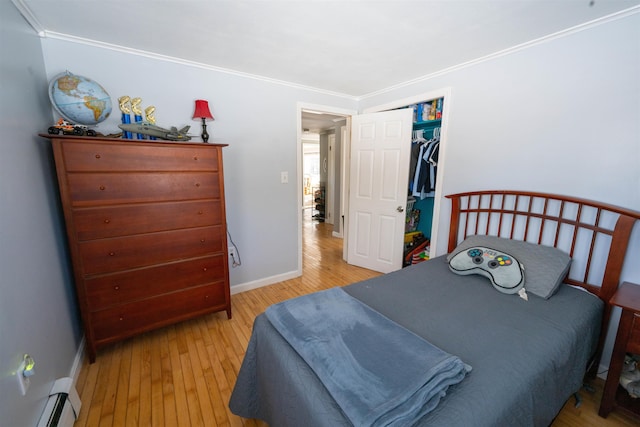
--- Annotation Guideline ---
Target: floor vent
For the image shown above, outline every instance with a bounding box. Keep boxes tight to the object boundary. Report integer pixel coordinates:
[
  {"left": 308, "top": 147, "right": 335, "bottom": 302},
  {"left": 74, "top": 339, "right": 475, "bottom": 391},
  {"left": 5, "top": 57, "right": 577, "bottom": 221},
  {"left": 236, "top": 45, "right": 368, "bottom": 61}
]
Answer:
[{"left": 37, "top": 377, "right": 81, "bottom": 427}]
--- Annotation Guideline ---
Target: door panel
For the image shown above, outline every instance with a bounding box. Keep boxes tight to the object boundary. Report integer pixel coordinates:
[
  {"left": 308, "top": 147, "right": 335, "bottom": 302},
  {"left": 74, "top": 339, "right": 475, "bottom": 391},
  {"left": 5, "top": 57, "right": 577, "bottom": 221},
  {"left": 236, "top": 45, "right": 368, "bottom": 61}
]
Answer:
[
  {"left": 347, "top": 108, "right": 412, "bottom": 273},
  {"left": 355, "top": 150, "right": 374, "bottom": 198}
]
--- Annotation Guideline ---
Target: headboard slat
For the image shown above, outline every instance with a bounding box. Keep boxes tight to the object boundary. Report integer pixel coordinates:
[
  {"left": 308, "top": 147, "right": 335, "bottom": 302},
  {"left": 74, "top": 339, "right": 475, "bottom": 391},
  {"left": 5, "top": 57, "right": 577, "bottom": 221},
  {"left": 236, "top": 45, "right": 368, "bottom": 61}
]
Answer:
[{"left": 582, "top": 207, "right": 600, "bottom": 286}]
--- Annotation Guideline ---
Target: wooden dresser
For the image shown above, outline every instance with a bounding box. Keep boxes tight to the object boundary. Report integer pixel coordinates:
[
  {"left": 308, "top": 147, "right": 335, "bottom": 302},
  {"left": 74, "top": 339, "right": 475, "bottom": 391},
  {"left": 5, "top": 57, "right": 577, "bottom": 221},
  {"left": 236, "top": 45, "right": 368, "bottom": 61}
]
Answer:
[{"left": 43, "top": 135, "right": 231, "bottom": 362}]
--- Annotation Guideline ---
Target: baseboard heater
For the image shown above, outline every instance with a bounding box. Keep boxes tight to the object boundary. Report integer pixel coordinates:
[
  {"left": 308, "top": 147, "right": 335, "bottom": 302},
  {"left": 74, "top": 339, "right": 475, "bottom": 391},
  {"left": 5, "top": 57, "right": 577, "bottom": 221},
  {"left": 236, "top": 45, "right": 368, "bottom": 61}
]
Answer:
[{"left": 37, "top": 377, "right": 81, "bottom": 427}]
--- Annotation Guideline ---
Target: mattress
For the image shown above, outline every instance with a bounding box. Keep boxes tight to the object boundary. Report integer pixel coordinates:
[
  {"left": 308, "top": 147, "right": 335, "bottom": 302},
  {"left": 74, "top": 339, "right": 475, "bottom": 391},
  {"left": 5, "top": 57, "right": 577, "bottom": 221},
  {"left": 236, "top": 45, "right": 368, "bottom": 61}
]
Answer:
[{"left": 229, "top": 255, "right": 603, "bottom": 426}]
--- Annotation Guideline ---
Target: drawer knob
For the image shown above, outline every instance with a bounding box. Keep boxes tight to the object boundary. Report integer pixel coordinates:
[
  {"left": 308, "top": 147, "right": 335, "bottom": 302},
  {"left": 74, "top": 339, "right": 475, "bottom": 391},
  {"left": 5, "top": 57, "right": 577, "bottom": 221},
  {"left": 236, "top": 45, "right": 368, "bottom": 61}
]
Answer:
[
  {"left": 202, "top": 267, "right": 207, "bottom": 272},
  {"left": 95, "top": 154, "right": 101, "bottom": 159},
  {"left": 113, "top": 285, "right": 120, "bottom": 291},
  {"left": 198, "top": 211, "right": 203, "bottom": 215},
  {"left": 99, "top": 185, "right": 106, "bottom": 191},
  {"left": 104, "top": 219, "right": 111, "bottom": 224},
  {"left": 193, "top": 156, "right": 198, "bottom": 161},
  {"left": 195, "top": 183, "right": 201, "bottom": 187},
  {"left": 109, "top": 252, "right": 116, "bottom": 256},
  {"left": 200, "top": 239, "right": 206, "bottom": 243},
  {"left": 119, "top": 316, "right": 124, "bottom": 321}
]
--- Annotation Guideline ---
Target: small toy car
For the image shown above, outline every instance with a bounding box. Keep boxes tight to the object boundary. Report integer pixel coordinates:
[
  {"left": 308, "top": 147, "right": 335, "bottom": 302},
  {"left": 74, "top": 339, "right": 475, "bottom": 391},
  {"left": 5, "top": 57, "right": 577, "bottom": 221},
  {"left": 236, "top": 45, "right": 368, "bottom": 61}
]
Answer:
[{"left": 48, "top": 119, "right": 96, "bottom": 137}]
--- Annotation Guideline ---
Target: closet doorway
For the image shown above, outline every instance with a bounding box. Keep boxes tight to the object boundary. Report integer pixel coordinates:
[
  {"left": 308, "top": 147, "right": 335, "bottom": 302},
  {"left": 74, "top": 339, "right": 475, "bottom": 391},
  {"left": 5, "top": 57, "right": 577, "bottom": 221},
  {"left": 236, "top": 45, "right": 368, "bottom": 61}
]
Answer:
[{"left": 362, "top": 87, "right": 452, "bottom": 262}]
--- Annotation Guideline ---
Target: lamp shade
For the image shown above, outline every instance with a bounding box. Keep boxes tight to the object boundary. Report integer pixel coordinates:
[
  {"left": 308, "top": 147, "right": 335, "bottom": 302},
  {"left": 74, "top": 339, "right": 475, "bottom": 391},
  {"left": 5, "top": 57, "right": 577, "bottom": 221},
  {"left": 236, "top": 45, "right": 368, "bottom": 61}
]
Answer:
[{"left": 192, "top": 99, "right": 214, "bottom": 121}]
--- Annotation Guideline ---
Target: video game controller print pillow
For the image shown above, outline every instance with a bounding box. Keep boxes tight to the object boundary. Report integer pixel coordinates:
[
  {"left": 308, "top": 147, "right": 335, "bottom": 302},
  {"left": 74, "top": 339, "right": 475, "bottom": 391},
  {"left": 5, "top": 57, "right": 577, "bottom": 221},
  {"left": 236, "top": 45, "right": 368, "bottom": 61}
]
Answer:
[
  {"left": 447, "top": 235, "right": 572, "bottom": 299},
  {"left": 448, "top": 246, "right": 525, "bottom": 295}
]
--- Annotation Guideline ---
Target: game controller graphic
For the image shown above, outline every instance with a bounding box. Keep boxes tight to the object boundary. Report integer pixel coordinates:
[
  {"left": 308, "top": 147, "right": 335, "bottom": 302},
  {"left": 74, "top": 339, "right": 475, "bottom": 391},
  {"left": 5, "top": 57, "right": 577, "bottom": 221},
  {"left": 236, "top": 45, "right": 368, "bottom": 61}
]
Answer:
[{"left": 449, "top": 246, "right": 524, "bottom": 294}]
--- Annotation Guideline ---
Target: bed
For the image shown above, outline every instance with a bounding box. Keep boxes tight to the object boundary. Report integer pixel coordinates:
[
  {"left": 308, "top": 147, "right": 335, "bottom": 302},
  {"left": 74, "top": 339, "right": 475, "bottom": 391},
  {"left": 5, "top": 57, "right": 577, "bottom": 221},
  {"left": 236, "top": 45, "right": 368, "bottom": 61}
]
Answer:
[{"left": 229, "top": 190, "right": 640, "bottom": 426}]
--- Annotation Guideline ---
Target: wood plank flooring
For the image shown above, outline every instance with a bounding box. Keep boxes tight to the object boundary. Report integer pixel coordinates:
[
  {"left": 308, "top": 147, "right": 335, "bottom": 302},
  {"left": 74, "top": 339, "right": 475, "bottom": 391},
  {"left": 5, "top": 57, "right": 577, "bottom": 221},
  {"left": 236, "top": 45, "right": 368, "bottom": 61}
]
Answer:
[{"left": 74, "top": 216, "right": 639, "bottom": 426}]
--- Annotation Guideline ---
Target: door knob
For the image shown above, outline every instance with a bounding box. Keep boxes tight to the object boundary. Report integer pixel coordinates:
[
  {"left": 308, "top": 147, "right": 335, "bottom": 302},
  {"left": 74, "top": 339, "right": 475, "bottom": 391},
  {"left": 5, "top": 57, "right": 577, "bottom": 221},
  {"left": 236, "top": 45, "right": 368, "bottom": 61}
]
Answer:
[{"left": 397, "top": 206, "right": 404, "bottom": 213}]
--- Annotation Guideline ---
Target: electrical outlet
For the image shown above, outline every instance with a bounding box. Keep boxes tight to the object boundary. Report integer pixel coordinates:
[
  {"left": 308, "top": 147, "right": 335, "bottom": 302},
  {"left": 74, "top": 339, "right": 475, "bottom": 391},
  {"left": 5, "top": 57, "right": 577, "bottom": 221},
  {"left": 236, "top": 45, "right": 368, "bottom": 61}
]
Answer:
[
  {"left": 229, "top": 246, "right": 237, "bottom": 262},
  {"left": 16, "top": 360, "right": 29, "bottom": 395}
]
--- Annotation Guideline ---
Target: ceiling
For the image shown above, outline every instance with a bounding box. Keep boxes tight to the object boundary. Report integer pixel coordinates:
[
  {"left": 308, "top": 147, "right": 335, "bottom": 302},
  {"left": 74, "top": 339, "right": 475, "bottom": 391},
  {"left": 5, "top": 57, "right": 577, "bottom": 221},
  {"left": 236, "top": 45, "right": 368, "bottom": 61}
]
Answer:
[
  {"left": 302, "top": 110, "right": 348, "bottom": 134},
  {"left": 13, "top": 0, "right": 639, "bottom": 131}
]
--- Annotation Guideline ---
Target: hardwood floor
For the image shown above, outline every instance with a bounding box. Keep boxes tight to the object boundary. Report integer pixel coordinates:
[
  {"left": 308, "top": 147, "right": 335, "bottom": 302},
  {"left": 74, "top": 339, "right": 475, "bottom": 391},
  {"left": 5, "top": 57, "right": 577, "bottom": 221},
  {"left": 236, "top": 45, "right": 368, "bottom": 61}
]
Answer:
[{"left": 74, "top": 217, "right": 638, "bottom": 426}]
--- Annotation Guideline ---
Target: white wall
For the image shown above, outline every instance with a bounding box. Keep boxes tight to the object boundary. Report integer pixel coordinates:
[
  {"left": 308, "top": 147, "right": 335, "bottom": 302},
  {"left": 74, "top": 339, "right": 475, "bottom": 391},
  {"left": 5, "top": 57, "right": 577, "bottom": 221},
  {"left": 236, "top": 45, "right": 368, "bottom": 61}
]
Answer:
[
  {"left": 361, "top": 11, "right": 639, "bottom": 262},
  {"left": 361, "top": 12, "right": 640, "bottom": 368},
  {"left": 40, "top": 38, "right": 358, "bottom": 288},
  {"left": 0, "top": 3, "right": 82, "bottom": 426}
]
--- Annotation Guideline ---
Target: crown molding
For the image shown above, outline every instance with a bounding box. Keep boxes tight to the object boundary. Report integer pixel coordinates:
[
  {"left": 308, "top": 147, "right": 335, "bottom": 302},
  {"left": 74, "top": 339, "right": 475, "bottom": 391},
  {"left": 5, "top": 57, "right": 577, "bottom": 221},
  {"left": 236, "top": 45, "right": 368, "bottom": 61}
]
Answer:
[
  {"left": 11, "top": 0, "right": 45, "bottom": 36},
  {"left": 14, "top": 0, "right": 639, "bottom": 102},
  {"left": 38, "top": 30, "right": 357, "bottom": 101},
  {"left": 357, "top": 5, "right": 640, "bottom": 101}
]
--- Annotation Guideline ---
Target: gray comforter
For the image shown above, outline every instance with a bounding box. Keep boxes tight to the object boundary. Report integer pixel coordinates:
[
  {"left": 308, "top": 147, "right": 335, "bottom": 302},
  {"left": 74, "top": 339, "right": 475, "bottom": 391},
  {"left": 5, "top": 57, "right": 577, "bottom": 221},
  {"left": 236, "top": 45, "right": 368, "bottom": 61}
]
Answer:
[
  {"left": 229, "top": 255, "right": 603, "bottom": 426},
  {"left": 264, "top": 287, "right": 471, "bottom": 426}
]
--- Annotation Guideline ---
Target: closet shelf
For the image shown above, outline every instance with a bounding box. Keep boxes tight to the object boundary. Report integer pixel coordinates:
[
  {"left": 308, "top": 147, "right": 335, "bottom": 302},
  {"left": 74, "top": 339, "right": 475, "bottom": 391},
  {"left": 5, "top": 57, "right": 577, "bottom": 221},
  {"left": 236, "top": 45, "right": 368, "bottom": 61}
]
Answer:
[{"left": 413, "top": 119, "right": 441, "bottom": 130}]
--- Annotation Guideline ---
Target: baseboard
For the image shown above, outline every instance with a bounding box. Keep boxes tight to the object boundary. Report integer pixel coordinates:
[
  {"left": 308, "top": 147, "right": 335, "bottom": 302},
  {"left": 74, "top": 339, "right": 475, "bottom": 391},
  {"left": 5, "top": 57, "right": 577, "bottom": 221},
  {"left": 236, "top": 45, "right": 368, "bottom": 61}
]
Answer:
[
  {"left": 69, "top": 336, "right": 85, "bottom": 390},
  {"left": 597, "top": 364, "right": 609, "bottom": 380},
  {"left": 230, "top": 269, "right": 301, "bottom": 295}
]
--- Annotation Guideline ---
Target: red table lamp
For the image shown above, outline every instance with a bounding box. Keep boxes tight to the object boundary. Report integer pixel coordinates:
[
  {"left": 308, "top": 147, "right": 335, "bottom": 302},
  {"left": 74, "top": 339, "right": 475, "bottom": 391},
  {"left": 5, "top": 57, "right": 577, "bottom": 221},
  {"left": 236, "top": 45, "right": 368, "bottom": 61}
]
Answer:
[{"left": 192, "top": 99, "right": 214, "bottom": 142}]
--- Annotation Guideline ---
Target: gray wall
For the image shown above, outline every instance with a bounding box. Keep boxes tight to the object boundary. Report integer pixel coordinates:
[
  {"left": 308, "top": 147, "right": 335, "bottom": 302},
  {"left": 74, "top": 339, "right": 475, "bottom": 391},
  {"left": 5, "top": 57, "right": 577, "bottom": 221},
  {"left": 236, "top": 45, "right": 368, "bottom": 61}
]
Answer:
[
  {"left": 39, "top": 37, "right": 358, "bottom": 289},
  {"left": 0, "top": 2, "right": 82, "bottom": 426},
  {"left": 360, "top": 11, "right": 640, "bottom": 273}
]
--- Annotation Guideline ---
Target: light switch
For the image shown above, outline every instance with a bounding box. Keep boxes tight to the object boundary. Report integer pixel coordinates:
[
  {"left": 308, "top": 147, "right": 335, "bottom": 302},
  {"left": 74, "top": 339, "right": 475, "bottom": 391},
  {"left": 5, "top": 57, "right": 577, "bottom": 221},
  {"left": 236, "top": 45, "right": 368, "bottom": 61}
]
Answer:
[{"left": 281, "top": 171, "right": 289, "bottom": 184}]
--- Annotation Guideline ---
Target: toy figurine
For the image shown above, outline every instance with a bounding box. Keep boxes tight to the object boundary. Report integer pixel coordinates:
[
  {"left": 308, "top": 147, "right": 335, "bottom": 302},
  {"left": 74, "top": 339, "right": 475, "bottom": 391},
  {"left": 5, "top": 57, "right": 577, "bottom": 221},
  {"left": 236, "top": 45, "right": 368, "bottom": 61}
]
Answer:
[
  {"left": 118, "top": 96, "right": 132, "bottom": 139},
  {"left": 118, "top": 123, "right": 191, "bottom": 141},
  {"left": 145, "top": 105, "right": 157, "bottom": 140},
  {"left": 131, "top": 97, "right": 145, "bottom": 139}
]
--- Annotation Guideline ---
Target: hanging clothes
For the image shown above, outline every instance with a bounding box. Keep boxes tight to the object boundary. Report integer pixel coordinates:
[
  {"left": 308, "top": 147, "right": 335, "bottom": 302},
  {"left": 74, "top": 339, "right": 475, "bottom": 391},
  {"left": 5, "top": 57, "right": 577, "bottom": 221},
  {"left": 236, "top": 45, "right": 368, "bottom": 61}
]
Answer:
[{"left": 410, "top": 128, "right": 440, "bottom": 199}]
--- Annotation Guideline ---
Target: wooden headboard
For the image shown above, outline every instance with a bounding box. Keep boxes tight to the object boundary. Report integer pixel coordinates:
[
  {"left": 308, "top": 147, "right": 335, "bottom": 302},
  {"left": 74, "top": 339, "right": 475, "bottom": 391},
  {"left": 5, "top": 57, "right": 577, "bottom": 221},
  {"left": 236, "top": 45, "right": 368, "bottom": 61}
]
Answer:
[
  {"left": 446, "top": 190, "right": 639, "bottom": 301},
  {"left": 446, "top": 190, "right": 640, "bottom": 372}
]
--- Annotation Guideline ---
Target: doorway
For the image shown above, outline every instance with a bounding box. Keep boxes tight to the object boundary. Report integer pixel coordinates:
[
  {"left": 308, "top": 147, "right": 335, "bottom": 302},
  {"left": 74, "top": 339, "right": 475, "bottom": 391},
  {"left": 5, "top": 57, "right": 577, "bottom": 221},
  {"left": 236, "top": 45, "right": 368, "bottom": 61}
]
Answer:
[
  {"left": 296, "top": 88, "right": 451, "bottom": 275},
  {"left": 298, "top": 105, "right": 355, "bottom": 272},
  {"left": 302, "top": 133, "right": 321, "bottom": 219}
]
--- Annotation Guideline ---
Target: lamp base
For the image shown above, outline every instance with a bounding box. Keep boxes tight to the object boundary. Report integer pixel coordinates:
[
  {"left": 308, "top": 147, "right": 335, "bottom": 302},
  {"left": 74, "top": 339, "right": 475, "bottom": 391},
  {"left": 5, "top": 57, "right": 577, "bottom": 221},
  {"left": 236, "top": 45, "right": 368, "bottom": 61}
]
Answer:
[{"left": 201, "top": 119, "right": 209, "bottom": 143}]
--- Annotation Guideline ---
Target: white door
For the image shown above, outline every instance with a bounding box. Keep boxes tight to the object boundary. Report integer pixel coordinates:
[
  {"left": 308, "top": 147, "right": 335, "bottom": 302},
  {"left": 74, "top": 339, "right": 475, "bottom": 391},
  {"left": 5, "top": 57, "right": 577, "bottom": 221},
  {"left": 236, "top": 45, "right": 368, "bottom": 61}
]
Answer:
[{"left": 347, "top": 108, "right": 413, "bottom": 273}]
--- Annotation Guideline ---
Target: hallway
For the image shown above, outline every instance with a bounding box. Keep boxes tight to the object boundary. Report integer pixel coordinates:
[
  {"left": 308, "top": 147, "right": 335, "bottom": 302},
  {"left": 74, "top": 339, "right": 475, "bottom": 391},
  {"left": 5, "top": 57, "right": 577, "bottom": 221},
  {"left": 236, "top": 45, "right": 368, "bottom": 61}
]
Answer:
[{"left": 301, "top": 214, "right": 380, "bottom": 293}]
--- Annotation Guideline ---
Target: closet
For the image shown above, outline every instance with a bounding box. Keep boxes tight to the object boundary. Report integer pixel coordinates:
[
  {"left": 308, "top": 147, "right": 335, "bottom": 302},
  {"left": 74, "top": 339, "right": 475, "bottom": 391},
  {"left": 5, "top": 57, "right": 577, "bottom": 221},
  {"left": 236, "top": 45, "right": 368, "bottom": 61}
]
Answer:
[{"left": 403, "top": 98, "right": 443, "bottom": 267}]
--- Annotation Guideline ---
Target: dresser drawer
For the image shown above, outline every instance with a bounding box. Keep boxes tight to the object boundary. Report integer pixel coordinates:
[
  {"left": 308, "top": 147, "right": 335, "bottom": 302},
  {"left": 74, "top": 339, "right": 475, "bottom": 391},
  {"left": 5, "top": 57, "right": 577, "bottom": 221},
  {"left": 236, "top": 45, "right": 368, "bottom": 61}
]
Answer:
[
  {"left": 67, "top": 172, "right": 220, "bottom": 206},
  {"left": 79, "top": 225, "right": 224, "bottom": 275},
  {"left": 86, "top": 254, "right": 226, "bottom": 310},
  {"left": 73, "top": 200, "right": 223, "bottom": 240},
  {"left": 61, "top": 140, "right": 219, "bottom": 172},
  {"left": 91, "top": 282, "right": 227, "bottom": 343}
]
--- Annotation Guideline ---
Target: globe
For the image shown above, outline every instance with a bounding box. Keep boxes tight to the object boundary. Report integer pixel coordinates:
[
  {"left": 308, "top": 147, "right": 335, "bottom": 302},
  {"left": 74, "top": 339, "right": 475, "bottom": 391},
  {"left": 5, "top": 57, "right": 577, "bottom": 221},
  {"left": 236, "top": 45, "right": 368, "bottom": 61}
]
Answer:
[{"left": 48, "top": 72, "right": 112, "bottom": 126}]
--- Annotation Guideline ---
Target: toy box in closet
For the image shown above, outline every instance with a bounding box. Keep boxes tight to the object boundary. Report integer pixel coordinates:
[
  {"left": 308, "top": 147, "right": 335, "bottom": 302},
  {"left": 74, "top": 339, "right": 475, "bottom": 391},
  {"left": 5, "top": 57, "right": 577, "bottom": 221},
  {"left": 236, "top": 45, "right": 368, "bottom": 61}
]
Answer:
[
  {"left": 404, "top": 238, "right": 430, "bottom": 267},
  {"left": 404, "top": 196, "right": 429, "bottom": 266},
  {"left": 405, "top": 197, "right": 419, "bottom": 232},
  {"left": 413, "top": 98, "right": 443, "bottom": 123}
]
